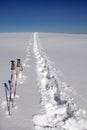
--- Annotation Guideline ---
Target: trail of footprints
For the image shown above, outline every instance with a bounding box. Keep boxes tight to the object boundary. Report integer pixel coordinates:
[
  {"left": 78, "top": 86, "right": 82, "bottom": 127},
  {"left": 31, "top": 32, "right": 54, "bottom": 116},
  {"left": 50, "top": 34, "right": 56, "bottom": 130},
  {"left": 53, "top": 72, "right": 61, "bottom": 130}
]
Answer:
[
  {"left": 0, "top": 33, "right": 87, "bottom": 130},
  {"left": 32, "top": 32, "right": 87, "bottom": 130}
]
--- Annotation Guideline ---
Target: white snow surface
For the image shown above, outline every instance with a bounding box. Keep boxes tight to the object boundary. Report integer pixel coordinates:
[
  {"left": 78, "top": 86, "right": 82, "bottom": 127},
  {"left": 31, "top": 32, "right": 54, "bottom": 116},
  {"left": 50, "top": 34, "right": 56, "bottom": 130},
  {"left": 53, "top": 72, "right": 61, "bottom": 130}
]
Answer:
[
  {"left": 0, "top": 33, "right": 40, "bottom": 130},
  {"left": 0, "top": 32, "right": 87, "bottom": 130},
  {"left": 33, "top": 32, "right": 87, "bottom": 130}
]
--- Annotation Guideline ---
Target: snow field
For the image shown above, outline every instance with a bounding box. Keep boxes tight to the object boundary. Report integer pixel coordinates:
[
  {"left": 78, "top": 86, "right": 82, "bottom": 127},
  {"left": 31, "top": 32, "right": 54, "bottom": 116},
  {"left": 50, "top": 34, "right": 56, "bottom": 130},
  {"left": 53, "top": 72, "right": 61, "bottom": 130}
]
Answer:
[
  {"left": 0, "top": 32, "right": 87, "bottom": 130},
  {"left": 0, "top": 38, "right": 32, "bottom": 117},
  {"left": 0, "top": 33, "right": 41, "bottom": 130},
  {"left": 32, "top": 32, "right": 87, "bottom": 130}
]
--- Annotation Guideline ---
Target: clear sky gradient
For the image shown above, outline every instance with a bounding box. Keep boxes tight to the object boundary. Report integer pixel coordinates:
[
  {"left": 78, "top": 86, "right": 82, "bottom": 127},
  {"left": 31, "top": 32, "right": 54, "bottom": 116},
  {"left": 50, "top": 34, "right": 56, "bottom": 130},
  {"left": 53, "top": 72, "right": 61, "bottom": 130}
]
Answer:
[{"left": 0, "top": 0, "right": 87, "bottom": 33}]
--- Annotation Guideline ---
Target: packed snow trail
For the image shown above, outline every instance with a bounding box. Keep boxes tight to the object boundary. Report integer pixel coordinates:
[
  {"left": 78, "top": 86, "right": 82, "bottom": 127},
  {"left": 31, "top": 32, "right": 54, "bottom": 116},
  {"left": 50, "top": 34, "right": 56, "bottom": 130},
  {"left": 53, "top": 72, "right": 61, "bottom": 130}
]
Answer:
[
  {"left": 0, "top": 32, "right": 87, "bottom": 130},
  {"left": 33, "top": 32, "right": 87, "bottom": 130},
  {"left": 0, "top": 33, "right": 40, "bottom": 130}
]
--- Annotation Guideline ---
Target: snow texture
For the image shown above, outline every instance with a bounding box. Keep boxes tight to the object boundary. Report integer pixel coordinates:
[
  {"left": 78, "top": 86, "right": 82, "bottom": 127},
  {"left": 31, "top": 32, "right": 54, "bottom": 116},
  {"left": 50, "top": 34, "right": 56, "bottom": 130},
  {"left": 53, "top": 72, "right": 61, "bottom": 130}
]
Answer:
[
  {"left": 0, "top": 32, "right": 87, "bottom": 130},
  {"left": 0, "top": 33, "right": 40, "bottom": 130},
  {"left": 32, "top": 32, "right": 87, "bottom": 130}
]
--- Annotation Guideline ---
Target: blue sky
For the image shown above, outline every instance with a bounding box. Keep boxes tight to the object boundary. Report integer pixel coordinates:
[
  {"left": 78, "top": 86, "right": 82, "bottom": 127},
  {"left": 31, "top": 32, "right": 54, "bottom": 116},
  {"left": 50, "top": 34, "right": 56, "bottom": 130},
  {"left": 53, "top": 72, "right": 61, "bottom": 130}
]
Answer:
[{"left": 0, "top": 0, "right": 87, "bottom": 33}]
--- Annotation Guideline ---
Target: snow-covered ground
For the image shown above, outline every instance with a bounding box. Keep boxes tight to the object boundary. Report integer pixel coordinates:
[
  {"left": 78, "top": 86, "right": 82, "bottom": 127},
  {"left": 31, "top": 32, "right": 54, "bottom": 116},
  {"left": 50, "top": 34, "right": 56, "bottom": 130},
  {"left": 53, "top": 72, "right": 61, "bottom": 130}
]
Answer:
[
  {"left": 33, "top": 32, "right": 87, "bottom": 130},
  {"left": 0, "top": 32, "right": 87, "bottom": 130},
  {"left": 0, "top": 32, "right": 40, "bottom": 130},
  {"left": 39, "top": 33, "right": 87, "bottom": 111}
]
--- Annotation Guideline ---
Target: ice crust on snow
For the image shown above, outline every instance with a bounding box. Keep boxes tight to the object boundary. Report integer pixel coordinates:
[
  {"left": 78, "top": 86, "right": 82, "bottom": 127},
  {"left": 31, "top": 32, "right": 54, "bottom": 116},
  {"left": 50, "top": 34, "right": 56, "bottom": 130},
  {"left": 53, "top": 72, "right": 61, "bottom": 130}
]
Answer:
[{"left": 32, "top": 32, "right": 87, "bottom": 130}]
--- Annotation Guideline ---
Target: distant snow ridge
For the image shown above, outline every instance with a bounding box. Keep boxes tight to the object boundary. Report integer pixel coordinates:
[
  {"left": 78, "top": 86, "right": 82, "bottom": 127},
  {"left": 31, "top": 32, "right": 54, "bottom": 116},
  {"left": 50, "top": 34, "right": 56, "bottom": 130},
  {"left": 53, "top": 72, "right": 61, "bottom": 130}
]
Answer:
[{"left": 32, "top": 32, "right": 87, "bottom": 130}]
